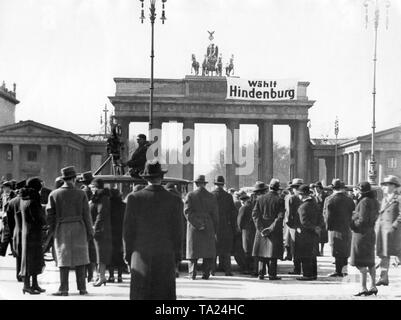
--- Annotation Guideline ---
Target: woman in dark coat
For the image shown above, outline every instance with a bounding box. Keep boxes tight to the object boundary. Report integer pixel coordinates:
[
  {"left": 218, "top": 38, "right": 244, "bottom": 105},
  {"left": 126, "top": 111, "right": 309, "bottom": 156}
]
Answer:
[
  {"left": 107, "top": 188, "right": 126, "bottom": 283},
  {"left": 89, "top": 178, "right": 112, "bottom": 286},
  {"left": 20, "top": 177, "right": 46, "bottom": 294},
  {"left": 350, "top": 182, "right": 380, "bottom": 296}
]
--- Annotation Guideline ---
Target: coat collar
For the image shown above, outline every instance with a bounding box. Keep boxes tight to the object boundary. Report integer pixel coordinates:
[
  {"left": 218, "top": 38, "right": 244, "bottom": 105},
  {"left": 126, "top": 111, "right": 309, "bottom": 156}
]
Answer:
[
  {"left": 301, "top": 196, "right": 313, "bottom": 203},
  {"left": 61, "top": 182, "right": 75, "bottom": 189},
  {"left": 144, "top": 184, "right": 165, "bottom": 191}
]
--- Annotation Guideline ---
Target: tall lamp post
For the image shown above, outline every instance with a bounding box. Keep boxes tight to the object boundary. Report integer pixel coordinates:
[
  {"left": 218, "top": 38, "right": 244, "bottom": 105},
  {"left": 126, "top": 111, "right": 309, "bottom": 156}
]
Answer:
[
  {"left": 139, "top": 0, "right": 167, "bottom": 141},
  {"left": 364, "top": 0, "right": 390, "bottom": 185},
  {"left": 334, "top": 117, "right": 339, "bottom": 179}
]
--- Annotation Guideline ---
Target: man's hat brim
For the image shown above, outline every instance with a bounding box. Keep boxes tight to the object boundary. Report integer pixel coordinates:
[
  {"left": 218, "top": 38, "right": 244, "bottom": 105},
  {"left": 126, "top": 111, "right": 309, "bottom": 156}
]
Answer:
[
  {"left": 381, "top": 181, "right": 400, "bottom": 187},
  {"left": 139, "top": 170, "right": 168, "bottom": 178}
]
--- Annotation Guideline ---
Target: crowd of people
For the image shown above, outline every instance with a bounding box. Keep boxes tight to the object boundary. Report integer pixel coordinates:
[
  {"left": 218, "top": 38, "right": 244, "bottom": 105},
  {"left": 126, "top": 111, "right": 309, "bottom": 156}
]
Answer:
[{"left": 0, "top": 158, "right": 400, "bottom": 300}]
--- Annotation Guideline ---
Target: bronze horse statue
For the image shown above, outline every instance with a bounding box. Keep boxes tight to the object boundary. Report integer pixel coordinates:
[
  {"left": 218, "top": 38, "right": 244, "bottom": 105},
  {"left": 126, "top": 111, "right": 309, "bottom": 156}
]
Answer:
[
  {"left": 225, "top": 54, "right": 234, "bottom": 77},
  {"left": 191, "top": 54, "right": 200, "bottom": 76}
]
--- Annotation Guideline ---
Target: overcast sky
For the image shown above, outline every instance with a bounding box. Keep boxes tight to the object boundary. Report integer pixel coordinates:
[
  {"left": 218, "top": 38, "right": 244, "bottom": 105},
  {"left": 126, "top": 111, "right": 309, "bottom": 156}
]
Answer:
[{"left": 1, "top": 0, "right": 400, "bottom": 174}]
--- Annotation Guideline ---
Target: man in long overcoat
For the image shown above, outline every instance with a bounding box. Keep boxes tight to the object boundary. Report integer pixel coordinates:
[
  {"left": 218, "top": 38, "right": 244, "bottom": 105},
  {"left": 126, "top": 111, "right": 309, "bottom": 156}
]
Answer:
[
  {"left": 375, "top": 175, "right": 401, "bottom": 286},
  {"left": 237, "top": 191, "right": 257, "bottom": 275},
  {"left": 46, "top": 166, "right": 94, "bottom": 296},
  {"left": 6, "top": 180, "right": 26, "bottom": 282},
  {"left": 232, "top": 191, "right": 247, "bottom": 272},
  {"left": 294, "top": 184, "right": 320, "bottom": 281},
  {"left": 165, "top": 182, "right": 185, "bottom": 278},
  {"left": 0, "top": 181, "right": 16, "bottom": 257},
  {"left": 284, "top": 178, "right": 303, "bottom": 274},
  {"left": 184, "top": 175, "right": 218, "bottom": 280},
  {"left": 211, "top": 176, "right": 237, "bottom": 276},
  {"left": 324, "top": 179, "right": 355, "bottom": 277},
  {"left": 123, "top": 161, "right": 182, "bottom": 300},
  {"left": 252, "top": 179, "right": 284, "bottom": 280},
  {"left": 312, "top": 181, "right": 328, "bottom": 256}
]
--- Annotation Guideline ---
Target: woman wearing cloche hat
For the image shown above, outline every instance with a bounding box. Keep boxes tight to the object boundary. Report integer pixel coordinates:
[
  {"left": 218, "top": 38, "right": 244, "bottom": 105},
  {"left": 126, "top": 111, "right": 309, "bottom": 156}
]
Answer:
[{"left": 350, "top": 181, "right": 380, "bottom": 296}]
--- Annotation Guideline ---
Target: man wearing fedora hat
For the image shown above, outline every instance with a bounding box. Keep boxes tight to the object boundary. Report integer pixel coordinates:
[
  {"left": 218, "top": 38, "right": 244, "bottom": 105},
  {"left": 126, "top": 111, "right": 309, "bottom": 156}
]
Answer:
[
  {"left": 294, "top": 184, "right": 320, "bottom": 281},
  {"left": 284, "top": 178, "right": 304, "bottom": 274},
  {"left": 46, "top": 166, "right": 94, "bottom": 296},
  {"left": 252, "top": 179, "right": 285, "bottom": 280},
  {"left": 323, "top": 178, "right": 355, "bottom": 277},
  {"left": 184, "top": 175, "right": 218, "bottom": 280},
  {"left": 0, "top": 180, "right": 16, "bottom": 257},
  {"left": 4, "top": 180, "right": 26, "bottom": 281},
  {"left": 237, "top": 191, "right": 257, "bottom": 276},
  {"left": 211, "top": 176, "right": 238, "bottom": 276},
  {"left": 78, "top": 171, "right": 94, "bottom": 201},
  {"left": 311, "top": 181, "right": 329, "bottom": 256},
  {"left": 123, "top": 160, "right": 182, "bottom": 299},
  {"left": 375, "top": 175, "right": 401, "bottom": 286}
]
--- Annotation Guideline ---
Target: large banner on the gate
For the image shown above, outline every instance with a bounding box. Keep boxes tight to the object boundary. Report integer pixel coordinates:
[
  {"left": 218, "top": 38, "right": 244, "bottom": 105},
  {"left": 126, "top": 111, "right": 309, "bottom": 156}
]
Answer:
[{"left": 226, "top": 77, "right": 298, "bottom": 101}]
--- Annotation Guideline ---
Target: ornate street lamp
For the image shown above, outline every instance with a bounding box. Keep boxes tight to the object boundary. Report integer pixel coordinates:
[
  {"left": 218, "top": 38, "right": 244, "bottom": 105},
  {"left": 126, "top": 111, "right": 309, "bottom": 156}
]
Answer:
[
  {"left": 364, "top": 0, "right": 390, "bottom": 185},
  {"left": 334, "top": 117, "right": 339, "bottom": 179},
  {"left": 139, "top": 0, "right": 167, "bottom": 140}
]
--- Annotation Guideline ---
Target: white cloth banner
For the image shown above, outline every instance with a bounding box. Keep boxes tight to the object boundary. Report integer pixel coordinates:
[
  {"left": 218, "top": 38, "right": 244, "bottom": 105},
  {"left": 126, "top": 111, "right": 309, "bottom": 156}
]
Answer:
[{"left": 226, "top": 77, "right": 298, "bottom": 101}]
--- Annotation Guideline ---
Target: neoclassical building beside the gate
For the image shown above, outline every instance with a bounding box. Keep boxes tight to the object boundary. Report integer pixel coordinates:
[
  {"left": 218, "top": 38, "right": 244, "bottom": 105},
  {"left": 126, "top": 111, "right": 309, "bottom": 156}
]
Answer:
[{"left": 109, "top": 75, "right": 315, "bottom": 190}]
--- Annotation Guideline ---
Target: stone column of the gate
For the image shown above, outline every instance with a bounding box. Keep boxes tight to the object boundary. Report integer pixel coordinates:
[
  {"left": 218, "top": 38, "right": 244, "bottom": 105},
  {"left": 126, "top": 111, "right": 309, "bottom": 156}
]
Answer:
[
  {"left": 182, "top": 119, "right": 195, "bottom": 190},
  {"left": 258, "top": 120, "right": 273, "bottom": 184},
  {"left": 289, "top": 122, "right": 297, "bottom": 180},
  {"left": 312, "top": 157, "right": 319, "bottom": 182},
  {"left": 296, "top": 120, "right": 309, "bottom": 181},
  {"left": 226, "top": 119, "right": 240, "bottom": 190}
]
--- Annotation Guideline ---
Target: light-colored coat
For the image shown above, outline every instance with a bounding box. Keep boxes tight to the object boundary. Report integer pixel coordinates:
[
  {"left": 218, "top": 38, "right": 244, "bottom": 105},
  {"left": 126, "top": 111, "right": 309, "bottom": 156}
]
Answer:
[
  {"left": 46, "top": 182, "right": 94, "bottom": 267},
  {"left": 376, "top": 193, "right": 401, "bottom": 258}
]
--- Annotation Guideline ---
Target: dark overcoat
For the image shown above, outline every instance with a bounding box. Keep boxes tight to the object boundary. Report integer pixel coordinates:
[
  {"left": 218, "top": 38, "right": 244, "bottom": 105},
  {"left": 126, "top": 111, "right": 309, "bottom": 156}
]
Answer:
[
  {"left": 0, "top": 191, "right": 15, "bottom": 256},
  {"left": 123, "top": 185, "right": 182, "bottom": 300},
  {"left": 252, "top": 190, "right": 284, "bottom": 259},
  {"left": 40, "top": 187, "right": 52, "bottom": 205},
  {"left": 166, "top": 188, "right": 185, "bottom": 262},
  {"left": 237, "top": 200, "right": 256, "bottom": 255},
  {"left": 314, "top": 192, "right": 328, "bottom": 244},
  {"left": 294, "top": 197, "right": 319, "bottom": 259},
  {"left": 284, "top": 194, "right": 302, "bottom": 250},
  {"left": 375, "top": 193, "right": 401, "bottom": 258},
  {"left": 109, "top": 192, "right": 126, "bottom": 267},
  {"left": 184, "top": 187, "right": 218, "bottom": 260},
  {"left": 350, "top": 191, "right": 379, "bottom": 267},
  {"left": 324, "top": 191, "right": 355, "bottom": 258},
  {"left": 20, "top": 188, "right": 46, "bottom": 276},
  {"left": 212, "top": 187, "right": 237, "bottom": 256},
  {"left": 46, "top": 182, "right": 94, "bottom": 267},
  {"left": 90, "top": 189, "right": 112, "bottom": 265}
]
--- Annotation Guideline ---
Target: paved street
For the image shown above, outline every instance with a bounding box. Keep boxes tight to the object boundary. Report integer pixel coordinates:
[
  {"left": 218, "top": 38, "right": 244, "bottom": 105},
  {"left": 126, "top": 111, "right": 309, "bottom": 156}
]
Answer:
[{"left": 1, "top": 246, "right": 401, "bottom": 300}]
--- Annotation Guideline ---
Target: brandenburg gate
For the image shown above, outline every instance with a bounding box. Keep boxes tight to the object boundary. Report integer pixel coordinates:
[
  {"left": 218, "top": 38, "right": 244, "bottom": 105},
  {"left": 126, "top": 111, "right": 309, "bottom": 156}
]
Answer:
[{"left": 109, "top": 76, "right": 315, "bottom": 189}]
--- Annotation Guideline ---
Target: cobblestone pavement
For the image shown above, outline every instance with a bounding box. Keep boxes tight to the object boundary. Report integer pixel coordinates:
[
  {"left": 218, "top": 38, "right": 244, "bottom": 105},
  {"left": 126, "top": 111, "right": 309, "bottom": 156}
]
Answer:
[{"left": 1, "top": 246, "right": 401, "bottom": 300}]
